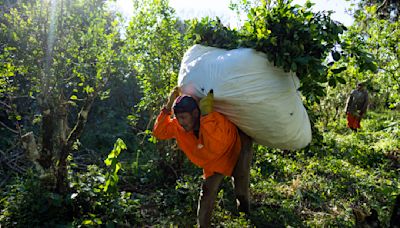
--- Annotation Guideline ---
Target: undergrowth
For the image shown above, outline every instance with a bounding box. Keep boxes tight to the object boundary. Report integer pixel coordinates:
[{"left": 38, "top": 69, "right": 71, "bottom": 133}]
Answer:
[{"left": 1, "top": 111, "right": 399, "bottom": 227}]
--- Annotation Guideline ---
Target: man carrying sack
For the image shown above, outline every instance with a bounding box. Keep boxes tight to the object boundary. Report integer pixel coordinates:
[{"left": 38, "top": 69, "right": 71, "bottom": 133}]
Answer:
[{"left": 152, "top": 87, "right": 253, "bottom": 227}]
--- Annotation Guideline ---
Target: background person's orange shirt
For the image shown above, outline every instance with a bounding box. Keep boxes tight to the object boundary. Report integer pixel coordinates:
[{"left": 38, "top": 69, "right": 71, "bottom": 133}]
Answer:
[{"left": 153, "top": 110, "right": 241, "bottom": 178}]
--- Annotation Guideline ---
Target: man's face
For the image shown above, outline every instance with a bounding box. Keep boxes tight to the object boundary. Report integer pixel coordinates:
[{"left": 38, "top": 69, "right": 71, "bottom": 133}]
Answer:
[
  {"left": 357, "top": 84, "right": 364, "bottom": 91},
  {"left": 175, "top": 110, "right": 198, "bottom": 132}
]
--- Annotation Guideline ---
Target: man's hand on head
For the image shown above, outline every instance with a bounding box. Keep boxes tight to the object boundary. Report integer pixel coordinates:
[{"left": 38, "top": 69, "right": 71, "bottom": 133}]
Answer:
[{"left": 166, "top": 86, "right": 181, "bottom": 111}]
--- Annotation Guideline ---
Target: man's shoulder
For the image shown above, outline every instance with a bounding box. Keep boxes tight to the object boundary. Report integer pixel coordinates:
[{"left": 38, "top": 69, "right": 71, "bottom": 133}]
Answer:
[
  {"left": 213, "top": 111, "right": 230, "bottom": 120},
  {"left": 203, "top": 111, "right": 225, "bottom": 120},
  {"left": 202, "top": 111, "right": 233, "bottom": 124}
]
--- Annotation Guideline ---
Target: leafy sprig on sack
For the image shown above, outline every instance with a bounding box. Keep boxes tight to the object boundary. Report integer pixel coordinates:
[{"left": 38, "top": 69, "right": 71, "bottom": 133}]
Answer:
[{"left": 185, "top": 0, "right": 377, "bottom": 103}]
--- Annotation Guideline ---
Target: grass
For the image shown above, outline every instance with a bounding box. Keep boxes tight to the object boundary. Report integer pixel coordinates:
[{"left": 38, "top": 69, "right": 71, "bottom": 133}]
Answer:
[{"left": 242, "top": 110, "right": 399, "bottom": 227}]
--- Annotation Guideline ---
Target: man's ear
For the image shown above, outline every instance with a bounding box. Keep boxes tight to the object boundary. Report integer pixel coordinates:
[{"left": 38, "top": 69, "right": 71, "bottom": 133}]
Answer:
[{"left": 192, "top": 108, "right": 199, "bottom": 118}]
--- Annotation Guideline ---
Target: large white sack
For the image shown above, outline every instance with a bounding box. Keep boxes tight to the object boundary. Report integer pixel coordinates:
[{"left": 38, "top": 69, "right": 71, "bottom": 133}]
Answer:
[{"left": 178, "top": 44, "right": 312, "bottom": 149}]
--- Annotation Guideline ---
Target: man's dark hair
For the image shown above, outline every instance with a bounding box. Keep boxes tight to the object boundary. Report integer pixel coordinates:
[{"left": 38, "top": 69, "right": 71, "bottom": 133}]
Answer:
[{"left": 173, "top": 95, "right": 199, "bottom": 114}]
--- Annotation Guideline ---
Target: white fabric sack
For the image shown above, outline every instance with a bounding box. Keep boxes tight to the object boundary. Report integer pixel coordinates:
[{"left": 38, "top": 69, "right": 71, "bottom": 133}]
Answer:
[{"left": 178, "top": 44, "right": 312, "bottom": 149}]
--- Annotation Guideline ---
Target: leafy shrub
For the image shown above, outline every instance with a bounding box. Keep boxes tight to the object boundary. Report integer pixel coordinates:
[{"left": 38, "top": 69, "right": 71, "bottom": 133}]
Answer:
[
  {"left": 69, "top": 165, "right": 141, "bottom": 226},
  {"left": 0, "top": 171, "right": 72, "bottom": 227},
  {"left": 69, "top": 138, "right": 142, "bottom": 226},
  {"left": 0, "top": 139, "right": 142, "bottom": 227}
]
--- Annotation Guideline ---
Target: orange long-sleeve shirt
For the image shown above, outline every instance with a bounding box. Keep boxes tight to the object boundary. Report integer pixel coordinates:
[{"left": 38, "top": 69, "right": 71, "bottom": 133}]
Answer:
[{"left": 153, "top": 110, "right": 241, "bottom": 178}]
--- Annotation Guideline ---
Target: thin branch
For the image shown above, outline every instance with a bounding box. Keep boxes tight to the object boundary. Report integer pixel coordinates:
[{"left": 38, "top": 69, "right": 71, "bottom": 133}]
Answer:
[
  {"left": 0, "top": 175, "right": 10, "bottom": 188},
  {"left": 0, "top": 100, "right": 11, "bottom": 109},
  {"left": 159, "top": 159, "right": 178, "bottom": 180},
  {"left": 0, "top": 147, "right": 28, "bottom": 175},
  {"left": 377, "top": 0, "right": 389, "bottom": 14},
  {"left": 8, "top": 95, "right": 33, "bottom": 100},
  {"left": 140, "top": 110, "right": 154, "bottom": 144},
  {"left": 0, "top": 120, "right": 18, "bottom": 134},
  {"left": 66, "top": 94, "right": 96, "bottom": 145}
]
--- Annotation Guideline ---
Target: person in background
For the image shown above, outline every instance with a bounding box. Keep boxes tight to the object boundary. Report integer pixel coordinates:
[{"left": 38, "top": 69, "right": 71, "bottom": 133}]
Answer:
[
  {"left": 345, "top": 82, "right": 369, "bottom": 132},
  {"left": 152, "top": 87, "right": 253, "bottom": 227}
]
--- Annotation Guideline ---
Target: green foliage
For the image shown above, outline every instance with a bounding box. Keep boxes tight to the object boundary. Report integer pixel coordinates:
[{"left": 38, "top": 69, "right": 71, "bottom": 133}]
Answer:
[
  {"left": 0, "top": 47, "right": 24, "bottom": 97},
  {"left": 136, "top": 175, "right": 200, "bottom": 226},
  {"left": 79, "top": 74, "right": 140, "bottom": 155},
  {"left": 0, "top": 0, "right": 123, "bottom": 124},
  {"left": 124, "top": 0, "right": 190, "bottom": 125},
  {"left": 248, "top": 111, "right": 399, "bottom": 227},
  {"left": 185, "top": 0, "right": 379, "bottom": 104},
  {"left": 318, "top": 1, "right": 400, "bottom": 115},
  {"left": 103, "top": 138, "right": 126, "bottom": 193},
  {"left": 0, "top": 171, "right": 72, "bottom": 227},
  {"left": 349, "top": 4, "right": 400, "bottom": 108},
  {"left": 69, "top": 165, "right": 141, "bottom": 226},
  {"left": 186, "top": 16, "right": 241, "bottom": 49},
  {"left": 354, "top": 0, "right": 399, "bottom": 22},
  {"left": 185, "top": 0, "right": 343, "bottom": 101},
  {"left": 316, "top": 84, "right": 348, "bottom": 130},
  {"left": 0, "top": 0, "right": 128, "bottom": 193},
  {"left": 123, "top": 0, "right": 192, "bottom": 197},
  {"left": 1, "top": 139, "right": 142, "bottom": 227}
]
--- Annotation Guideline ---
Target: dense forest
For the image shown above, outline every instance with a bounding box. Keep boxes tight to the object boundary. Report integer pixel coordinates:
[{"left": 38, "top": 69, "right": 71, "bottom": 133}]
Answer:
[{"left": 0, "top": 0, "right": 399, "bottom": 227}]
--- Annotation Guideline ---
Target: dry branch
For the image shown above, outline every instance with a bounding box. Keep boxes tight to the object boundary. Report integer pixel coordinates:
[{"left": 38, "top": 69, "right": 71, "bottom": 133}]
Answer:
[{"left": 0, "top": 121, "right": 18, "bottom": 134}]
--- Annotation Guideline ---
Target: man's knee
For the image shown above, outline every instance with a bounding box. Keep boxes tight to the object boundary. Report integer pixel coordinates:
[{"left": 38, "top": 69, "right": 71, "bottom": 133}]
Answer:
[{"left": 201, "top": 174, "right": 223, "bottom": 197}]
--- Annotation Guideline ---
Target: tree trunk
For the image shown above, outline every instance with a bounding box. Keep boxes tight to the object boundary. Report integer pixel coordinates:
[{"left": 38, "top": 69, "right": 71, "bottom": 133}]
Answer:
[
  {"left": 55, "top": 94, "right": 95, "bottom": 193},
  {"left": 29, "top": 92, "right": 96, "bottom": 193},
  {"left": 40, "top": 103, "right": 55, "bottom": 169}
]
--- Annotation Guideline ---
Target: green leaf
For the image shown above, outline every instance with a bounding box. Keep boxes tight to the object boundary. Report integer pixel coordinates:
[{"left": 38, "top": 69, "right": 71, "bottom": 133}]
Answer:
[
  {"left": 103, "top": 138, "right": 127, "bottom": 193},
  {"left": 331, "top": 51, "right": 341, "bottom": 61},
  {"left": 294, "top": 56, "right": 314, "bottom": 65},
  {"left": 336, "top": 76, "right": 346, "bottom": 84},
  {"left": 84, "top": 85, "right": 94, "bottom": 94},
  {"left": 331, "top": 66, "right": 347, "bottom": 74},
  {"left": 82, "top": 220, "right": 94, "bottom": 225},
  {"left": 328, "top": 77, "right": 337, "bottom": 87}
]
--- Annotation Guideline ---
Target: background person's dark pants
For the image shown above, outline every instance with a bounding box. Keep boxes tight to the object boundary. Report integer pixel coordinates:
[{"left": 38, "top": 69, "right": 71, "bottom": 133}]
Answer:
[{"left": 197, "top": 131, "right": 253, "bottom": 227}]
